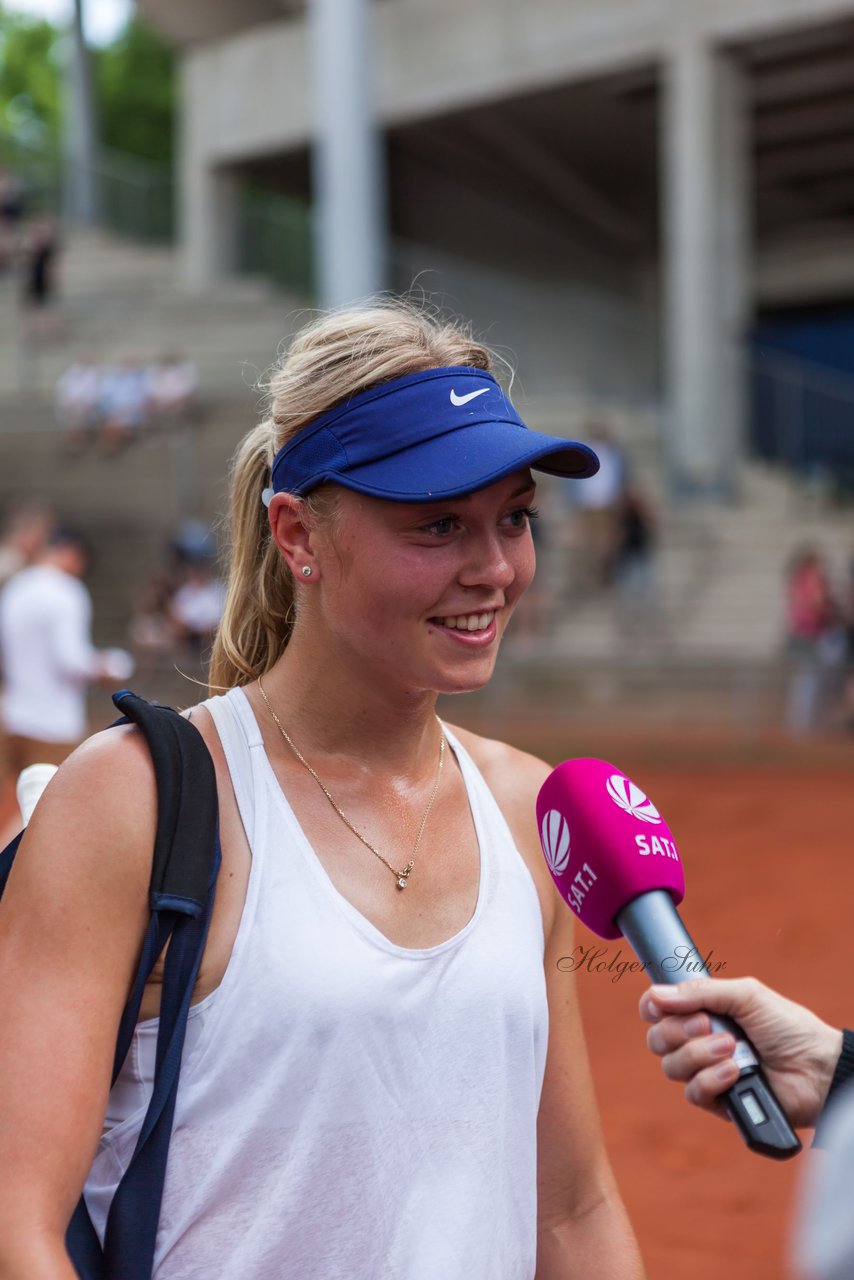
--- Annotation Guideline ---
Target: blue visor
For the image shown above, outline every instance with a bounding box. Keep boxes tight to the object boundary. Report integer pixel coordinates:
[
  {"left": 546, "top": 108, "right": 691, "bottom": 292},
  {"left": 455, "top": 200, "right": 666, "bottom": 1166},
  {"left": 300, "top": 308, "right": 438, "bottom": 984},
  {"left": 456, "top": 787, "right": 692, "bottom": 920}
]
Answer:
[{"left": 269, "top": 366, "right": 599, "bottom": 502}]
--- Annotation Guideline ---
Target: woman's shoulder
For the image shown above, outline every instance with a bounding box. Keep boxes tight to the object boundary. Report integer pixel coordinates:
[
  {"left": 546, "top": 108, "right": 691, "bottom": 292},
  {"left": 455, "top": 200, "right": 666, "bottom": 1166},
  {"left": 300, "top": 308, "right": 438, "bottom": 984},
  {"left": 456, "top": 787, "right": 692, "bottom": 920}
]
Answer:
[
  {"left": 444, "top": 721, "right": 551, "bottom": 801},
  {"left": 5, "top": 722, "right": 161, "bottom": 942},
  {"left": 29, "top": 722, "right": 158, "bottom": 855}
]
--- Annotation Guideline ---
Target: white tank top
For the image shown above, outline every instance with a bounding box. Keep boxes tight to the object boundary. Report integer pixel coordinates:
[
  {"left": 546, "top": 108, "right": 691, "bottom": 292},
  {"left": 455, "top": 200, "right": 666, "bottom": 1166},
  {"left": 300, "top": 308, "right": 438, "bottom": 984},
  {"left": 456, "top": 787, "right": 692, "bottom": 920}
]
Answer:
[{"left": 84, "top": 687, "right": 549, "bottom": 1279}]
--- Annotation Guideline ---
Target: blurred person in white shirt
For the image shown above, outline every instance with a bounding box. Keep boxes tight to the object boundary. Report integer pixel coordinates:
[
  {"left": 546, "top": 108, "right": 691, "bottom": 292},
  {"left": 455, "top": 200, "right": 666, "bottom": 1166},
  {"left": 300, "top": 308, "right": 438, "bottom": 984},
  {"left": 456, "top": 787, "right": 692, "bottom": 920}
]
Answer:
[
  {"left": 147, "top": 352, "right": 198, "bottom": 422},
  {"left": 55, "top": 353, "right": 102, "bottom": 452},
  {"left": 568, "top": 423, "right": 628, "bottom": 588},
  {"left": 170, "top": 554, "right": 226, "bottom": 654},
  {"left": 0, "top": 527, "right": 133, "bottom": 779},
  {"left": 99, "top": 356, "right": 149, "bottom": 453}
]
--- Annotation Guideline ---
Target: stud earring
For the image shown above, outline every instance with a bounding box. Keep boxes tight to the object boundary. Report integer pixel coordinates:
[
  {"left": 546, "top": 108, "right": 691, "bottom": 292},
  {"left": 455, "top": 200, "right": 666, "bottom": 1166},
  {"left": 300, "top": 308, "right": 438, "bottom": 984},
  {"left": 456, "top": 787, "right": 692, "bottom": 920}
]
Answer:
[{"left": 300, "top": 566, "right": 312, "bottom": 577}]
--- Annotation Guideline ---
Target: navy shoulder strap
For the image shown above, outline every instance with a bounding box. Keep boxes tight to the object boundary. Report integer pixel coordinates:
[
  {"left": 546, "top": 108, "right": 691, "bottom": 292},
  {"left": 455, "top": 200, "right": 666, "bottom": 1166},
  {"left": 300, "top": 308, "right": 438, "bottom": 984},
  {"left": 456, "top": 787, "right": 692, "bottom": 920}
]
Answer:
[
  {"left": 96, "top": 692, "right": 221, "bottom": 1280},
  {"left": 0, "top": 690, "right": 220, "bottom": 1280},
  {"left": 112, "top": 689, "right": 218, "bottom": 912},
  {"left": 0, "top": 828, "right": 23, "bottom": 897}
]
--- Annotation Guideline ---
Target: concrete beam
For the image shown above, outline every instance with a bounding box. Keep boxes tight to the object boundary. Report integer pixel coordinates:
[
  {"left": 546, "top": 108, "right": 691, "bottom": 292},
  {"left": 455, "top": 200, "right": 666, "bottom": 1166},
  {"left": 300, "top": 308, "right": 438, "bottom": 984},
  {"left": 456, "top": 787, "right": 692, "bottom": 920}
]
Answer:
[
  {"left": 757, "top": 138, "right": 854, "bottom": 183},
  {"left": 137, "top": 0, "right": 291, "bottom": 47},
  {"left": 757, "top": 224, "right": 854, "bottom": 303},
  {"left": 180, "top": 2, "right": 854, "bottom": 168},
  {"left": 755, "top": 97, "right": 854, "bottom": 146},
  {"left": 709, "top": 0, "right": 854, "bottom": 43},
  {"left": 752, "top": 54, "right": 854, "bottom": 107},
  {"left": 461, "top": 113, "right": 644, "bottom": 250}
]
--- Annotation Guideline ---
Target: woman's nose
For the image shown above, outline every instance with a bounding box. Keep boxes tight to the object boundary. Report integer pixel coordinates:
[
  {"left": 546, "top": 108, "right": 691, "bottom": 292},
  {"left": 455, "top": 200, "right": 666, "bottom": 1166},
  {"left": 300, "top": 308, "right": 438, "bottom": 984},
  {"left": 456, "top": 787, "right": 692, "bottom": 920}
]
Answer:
[{"left": 457, "top": 534, "right": 517, "bottom": 590}]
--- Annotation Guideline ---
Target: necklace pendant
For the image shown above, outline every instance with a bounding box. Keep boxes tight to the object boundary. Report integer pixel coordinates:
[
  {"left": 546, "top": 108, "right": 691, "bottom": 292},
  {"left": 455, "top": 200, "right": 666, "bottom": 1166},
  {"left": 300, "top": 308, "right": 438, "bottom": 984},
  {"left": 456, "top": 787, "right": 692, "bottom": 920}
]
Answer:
[{"left": 397, "top": 862, "right": 414, "bottom": 890}]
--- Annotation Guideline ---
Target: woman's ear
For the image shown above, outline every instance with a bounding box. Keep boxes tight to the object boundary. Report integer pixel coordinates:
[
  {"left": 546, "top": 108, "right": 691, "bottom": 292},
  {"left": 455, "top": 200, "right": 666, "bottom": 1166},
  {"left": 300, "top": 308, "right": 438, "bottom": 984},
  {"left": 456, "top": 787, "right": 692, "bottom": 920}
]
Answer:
[{"left": 268, "top": 494, "right": 317, "bottom": 580}]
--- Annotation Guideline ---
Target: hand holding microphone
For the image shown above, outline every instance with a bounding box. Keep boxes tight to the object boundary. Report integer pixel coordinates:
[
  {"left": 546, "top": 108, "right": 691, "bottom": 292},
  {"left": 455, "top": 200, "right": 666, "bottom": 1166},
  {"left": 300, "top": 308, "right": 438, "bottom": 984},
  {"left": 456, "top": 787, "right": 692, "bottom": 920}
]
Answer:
[
  {"left": 641, "top": 977, "right": 844, "bottom": 1133},
  {"left": 537, "top": 758, "right": 803, "bottom": 1159}
]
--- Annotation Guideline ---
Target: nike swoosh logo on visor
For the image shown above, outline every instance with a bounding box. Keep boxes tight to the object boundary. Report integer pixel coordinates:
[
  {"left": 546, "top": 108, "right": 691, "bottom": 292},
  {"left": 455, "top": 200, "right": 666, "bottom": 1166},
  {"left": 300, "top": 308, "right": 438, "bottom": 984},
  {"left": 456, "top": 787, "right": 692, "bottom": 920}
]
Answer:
[{"left": 449, "top": 388, "right": 490, "bottom": 406}]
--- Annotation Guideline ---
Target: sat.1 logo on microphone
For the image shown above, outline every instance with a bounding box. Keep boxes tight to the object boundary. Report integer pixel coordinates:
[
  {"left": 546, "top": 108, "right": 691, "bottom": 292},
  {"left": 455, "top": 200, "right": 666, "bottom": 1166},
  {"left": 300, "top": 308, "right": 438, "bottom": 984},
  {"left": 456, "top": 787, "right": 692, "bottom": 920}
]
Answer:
[
  {"left": 607, "top": 773, "right": 679, "bottom": 861},
  {"left": 540, "top": 809, "right": 570, "bottom": 876},
  {"left": 540, "top": 808, "right": 598, "bottom": 914},
  {"left": 606, "top": 775, "right": 661, "bottom": 823}
]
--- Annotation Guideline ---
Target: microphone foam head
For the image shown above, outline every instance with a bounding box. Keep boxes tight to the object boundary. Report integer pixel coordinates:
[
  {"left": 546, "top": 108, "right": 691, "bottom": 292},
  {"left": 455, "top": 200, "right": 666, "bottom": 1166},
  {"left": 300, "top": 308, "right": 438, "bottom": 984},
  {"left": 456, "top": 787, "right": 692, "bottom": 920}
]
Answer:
[{"left": 536, "top": 758, "right": 685, "bottom": 939}]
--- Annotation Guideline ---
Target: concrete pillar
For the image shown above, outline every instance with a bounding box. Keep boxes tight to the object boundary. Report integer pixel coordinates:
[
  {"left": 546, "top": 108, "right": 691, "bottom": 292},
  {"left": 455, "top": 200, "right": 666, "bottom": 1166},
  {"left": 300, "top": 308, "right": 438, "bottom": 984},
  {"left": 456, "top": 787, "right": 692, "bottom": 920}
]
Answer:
[
  {"left": 661, "top": 25, "right": 751, "bottom": 498},
  {"left": 179, "top": 57, "right": 240, "bottom": 290},
  {"left": 309, "top": 0, "right": 385, "bottom": 306},
  {"left": 63, "top": 0, "right": 100, "bottom": 226},
  {"left": 716, "top": 54, "right": 752, "bottom": 485}
]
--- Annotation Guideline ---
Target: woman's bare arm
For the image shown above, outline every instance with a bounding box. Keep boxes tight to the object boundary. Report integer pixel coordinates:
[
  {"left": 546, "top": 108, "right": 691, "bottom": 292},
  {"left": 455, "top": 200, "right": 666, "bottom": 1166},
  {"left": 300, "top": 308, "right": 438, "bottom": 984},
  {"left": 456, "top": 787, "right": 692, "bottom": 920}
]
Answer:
[
  {"left": 535, "top": 893, "right": 645, "bottom": 1279},
  {"left": 0, "top": 727, "right": 156, "bottom": 1275}
]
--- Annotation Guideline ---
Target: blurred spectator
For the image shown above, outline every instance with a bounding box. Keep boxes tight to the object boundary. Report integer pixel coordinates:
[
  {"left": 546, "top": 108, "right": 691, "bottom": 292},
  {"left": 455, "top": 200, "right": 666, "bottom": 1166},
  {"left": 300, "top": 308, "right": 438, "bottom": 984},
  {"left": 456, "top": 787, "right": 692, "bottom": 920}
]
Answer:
[
  {"left": 20, "top": 213, "right": 61, "bottom": 340},
  {"left": 128, "top": 566, "right": 181, "bottom": 662},
  {"left": 99, "top": 356, "right": 149, "bottom": 453},
  {"left": 170, "top": 556, "right": 226, "bottom": 654},
  {"left": 0, "top": 527, "right": 133, "bottom": 778},
  {"left": 128, "top": 525, "right": 223, "bottom": 668},
  {"left": 172, "top": 518, "right": 217, "bottom": 562},
  {"left": 784, "top": 548, "right": 844, "bottom": 735},
  {"left": 55, "top": 353, "right": 102, "bottom": 452},
  {"left": 570, "top": 423, "right": 627, "bottom": 588},
  {"left": 147, "top": 352, "right": 198, "bottom": 422},
  {"left": 842, "top": 554, "right": 854, "bottom": 732},
  {"left": 0, "top": 168, "right": 25, "bottom": 271},
  {"left": 613, "top": 486, "right": 659, "bottom": 634},
  {"left": 0, "top": 503, "right": 56, "bottom": 588}
]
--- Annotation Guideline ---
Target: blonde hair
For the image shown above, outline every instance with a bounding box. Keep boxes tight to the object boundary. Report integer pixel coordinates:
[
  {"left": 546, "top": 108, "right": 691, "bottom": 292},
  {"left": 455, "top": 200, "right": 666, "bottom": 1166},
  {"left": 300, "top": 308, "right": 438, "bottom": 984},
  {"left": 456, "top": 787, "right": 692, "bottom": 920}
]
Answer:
[{"left": 208, "top": 299, "right": 495, "bottom": 692}]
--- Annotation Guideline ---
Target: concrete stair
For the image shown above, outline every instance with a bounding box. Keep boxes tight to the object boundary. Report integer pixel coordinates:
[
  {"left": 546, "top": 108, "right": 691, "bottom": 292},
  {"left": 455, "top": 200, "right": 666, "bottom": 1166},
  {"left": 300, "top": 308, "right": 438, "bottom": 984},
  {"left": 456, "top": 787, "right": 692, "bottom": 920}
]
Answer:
[
  {"left": 533, "top": 462, "right": 854, "bottom": 666},
  {"left": 0, "top": 396, "right": 246, "bottom": 640},
  {"left": 0, "top": 228, "right": 303, "bottom": 398}
]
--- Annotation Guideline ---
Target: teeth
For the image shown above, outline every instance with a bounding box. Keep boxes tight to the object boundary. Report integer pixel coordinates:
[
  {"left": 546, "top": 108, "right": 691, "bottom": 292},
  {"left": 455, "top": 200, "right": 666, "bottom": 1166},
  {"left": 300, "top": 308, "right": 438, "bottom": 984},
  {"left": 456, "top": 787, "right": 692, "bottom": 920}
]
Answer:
[{"left": 437, "top": 611, "right": 494, "bottom": 632}]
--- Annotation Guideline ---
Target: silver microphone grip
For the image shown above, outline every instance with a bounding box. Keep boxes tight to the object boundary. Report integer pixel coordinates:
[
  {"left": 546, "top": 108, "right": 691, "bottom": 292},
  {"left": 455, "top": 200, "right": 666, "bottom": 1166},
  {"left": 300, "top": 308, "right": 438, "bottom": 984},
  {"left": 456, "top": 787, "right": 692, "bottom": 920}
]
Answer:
[{"left": 616, "top": 890, "right": 802, "bottom": 1159}]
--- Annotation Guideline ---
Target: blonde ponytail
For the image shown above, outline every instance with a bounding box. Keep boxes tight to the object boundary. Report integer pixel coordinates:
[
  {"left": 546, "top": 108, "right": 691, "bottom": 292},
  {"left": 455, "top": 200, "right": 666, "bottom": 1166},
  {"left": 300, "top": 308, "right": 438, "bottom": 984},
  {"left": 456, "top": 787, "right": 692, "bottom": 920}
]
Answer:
[
  {"left": 209, "top": 297, "right": 497, "bottom": 693},
  {"left": 208, "top": 420, "right": 293, "bottom": 690}
]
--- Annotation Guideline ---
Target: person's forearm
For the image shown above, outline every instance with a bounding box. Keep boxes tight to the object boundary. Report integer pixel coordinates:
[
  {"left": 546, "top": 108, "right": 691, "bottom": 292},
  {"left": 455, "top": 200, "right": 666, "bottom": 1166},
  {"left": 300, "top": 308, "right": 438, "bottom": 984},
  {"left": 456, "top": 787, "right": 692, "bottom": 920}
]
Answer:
[{"left": 537, "top": 1191, "right": 646, "bottom": 1280}]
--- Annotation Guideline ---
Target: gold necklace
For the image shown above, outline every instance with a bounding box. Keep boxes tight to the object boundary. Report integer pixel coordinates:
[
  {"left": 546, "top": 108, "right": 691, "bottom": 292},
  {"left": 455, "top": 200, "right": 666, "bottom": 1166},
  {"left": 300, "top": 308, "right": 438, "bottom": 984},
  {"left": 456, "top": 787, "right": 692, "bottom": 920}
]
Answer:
[{"left": 257, "top": 678, "right": 445, "bottom": 890}]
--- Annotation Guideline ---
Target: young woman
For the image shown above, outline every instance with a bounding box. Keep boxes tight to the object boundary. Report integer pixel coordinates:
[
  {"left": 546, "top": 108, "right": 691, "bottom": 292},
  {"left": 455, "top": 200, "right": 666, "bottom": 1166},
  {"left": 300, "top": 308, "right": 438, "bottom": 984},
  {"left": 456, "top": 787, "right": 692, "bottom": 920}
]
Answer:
[{"left": 0, "top": 302, "right": 645, "bottom": 1279}]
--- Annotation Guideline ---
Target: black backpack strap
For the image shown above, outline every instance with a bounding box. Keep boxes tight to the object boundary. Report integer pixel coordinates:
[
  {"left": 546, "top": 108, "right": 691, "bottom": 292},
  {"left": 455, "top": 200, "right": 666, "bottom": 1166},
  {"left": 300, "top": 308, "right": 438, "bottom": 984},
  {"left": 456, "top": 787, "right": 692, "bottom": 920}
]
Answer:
[
  {"left": 0, "top": 829, "right": 24, "bottom": 896},
  {"left": 113, "top": 690, "right": 219, "bottom": 912},
  {"left": 64, "top": 690, "right": 221, "bottom": 1280}
]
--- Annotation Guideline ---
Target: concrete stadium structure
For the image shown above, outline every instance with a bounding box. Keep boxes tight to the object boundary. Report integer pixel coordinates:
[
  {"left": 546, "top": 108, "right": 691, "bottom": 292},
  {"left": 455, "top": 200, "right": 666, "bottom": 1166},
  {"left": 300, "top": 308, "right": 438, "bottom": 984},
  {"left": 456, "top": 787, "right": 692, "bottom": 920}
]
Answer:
[{"left": 138, "top": 0, "right": 854, "bottom": 501}]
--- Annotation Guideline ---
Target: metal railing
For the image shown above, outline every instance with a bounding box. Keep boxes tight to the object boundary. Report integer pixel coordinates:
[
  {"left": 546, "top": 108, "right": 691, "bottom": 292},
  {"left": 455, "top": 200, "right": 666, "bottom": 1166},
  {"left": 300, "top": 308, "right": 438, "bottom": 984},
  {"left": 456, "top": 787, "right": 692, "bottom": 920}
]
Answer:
[
  {"left": 750, "top": 345, "right": 854, "bottom": 491},
  {"left": 1, "top": 132, "right": 174, "bottom": 243},
  {"left": 97, "top": 147, "right": 174, "bottom": 242},
  {"left": 236, "top": 187, "right": 314, "bottom": 297}
]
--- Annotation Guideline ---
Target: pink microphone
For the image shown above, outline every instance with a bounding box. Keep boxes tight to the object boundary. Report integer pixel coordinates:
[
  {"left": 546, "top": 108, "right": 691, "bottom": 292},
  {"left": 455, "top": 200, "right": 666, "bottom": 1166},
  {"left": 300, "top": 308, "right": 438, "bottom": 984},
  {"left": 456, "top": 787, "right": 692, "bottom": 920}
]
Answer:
[
  {"left": 537, "top": 758, "right": 801, "bottom": 1160},
  {"left": 538, "top": 758, "right": 684, "bottom": 940}
]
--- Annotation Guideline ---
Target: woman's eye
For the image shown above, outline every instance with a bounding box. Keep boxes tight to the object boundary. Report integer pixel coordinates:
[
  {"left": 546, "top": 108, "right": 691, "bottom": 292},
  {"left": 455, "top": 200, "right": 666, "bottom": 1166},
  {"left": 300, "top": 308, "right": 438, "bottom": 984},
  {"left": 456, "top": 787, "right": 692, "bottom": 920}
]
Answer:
[
  {"left": 506, "top": 505, "right": 540, "bottom": 529},
  {"left": 424, "top": 516, "right": 457, "bottom": 536}
]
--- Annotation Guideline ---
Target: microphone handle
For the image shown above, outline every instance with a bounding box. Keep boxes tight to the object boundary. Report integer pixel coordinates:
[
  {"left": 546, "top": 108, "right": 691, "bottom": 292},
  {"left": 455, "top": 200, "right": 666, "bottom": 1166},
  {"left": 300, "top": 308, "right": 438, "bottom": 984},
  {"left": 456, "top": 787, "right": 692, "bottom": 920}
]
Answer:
[{"left": 617, "top": 891, "right": 802, "bottom": 1161}]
